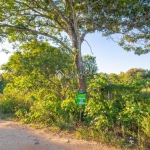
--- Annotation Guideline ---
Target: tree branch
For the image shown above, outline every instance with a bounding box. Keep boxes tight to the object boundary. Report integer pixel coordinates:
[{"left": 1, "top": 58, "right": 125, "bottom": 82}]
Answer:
[
  {"left": 48, "top": 0, "right": 69, "bottom": 27},
  {"left": 5, "top": 1, "right": 68, "bottom": 33},
  {"left": 68, "top": 0, "right": 78, "bottom": 36},
  {"left": 0, "top": 24, "right": 73, "bottom": 54},
  {"left": 84, "top": 39, "right": 93, "bottom": 55}
]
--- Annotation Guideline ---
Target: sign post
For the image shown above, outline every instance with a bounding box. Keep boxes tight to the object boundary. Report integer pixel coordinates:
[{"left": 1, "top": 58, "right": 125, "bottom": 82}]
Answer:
[
  {"left": 76, "top": 90, "right": 86, "bottom": 122},
  {"left": 76, "top": 90, "right": 86, "bottom": 105}
]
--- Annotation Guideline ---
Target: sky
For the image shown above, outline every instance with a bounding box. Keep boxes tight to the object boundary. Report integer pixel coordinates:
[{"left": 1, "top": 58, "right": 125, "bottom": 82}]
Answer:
[
  {"left": 0, "top": 32, "right": 150, "bottom": 74},
  {"left": 82, "top": 32, "right": 150, "bottom": 74}
]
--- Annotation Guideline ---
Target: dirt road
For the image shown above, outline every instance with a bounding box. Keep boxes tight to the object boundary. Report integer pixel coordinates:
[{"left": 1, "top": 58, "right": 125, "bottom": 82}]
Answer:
[{"left": 0, "top": 119, "right": 119, "bottom": 150}]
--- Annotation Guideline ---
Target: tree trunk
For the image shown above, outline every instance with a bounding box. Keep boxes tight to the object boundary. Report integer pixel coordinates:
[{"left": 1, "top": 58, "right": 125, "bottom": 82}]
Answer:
[
  {"left": 69, "top": 29, "right": 86, "bottom": 92},
  {"left": 74, "top": 41, "right": 86, "bottom": 92}
]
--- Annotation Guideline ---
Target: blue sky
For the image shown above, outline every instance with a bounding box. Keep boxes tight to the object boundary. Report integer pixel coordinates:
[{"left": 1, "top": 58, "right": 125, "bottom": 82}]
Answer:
[
  {"left": 0, "top": 42, "right": 12, "bottom": 72},
  {"left": 82, "top": 32, "right": 150, "bottom": 74},
  {"left": 0, "top": 32, "right": 150, "bottom": 74}
]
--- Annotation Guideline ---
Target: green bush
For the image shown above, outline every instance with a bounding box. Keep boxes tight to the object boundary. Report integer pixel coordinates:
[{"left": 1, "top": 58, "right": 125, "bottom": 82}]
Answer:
[{"left": 0, "top": 99, "right": 16, "bottom": 113}]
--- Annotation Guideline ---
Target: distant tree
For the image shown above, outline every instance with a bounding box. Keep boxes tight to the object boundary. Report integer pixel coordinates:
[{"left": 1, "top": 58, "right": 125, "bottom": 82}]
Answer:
[
  {"left": 108, "top": 73, "right": 120, "bottom": 84},
  {"left": 1, "top": 40, "right": 73, "bottom": 78},
  {"left": 145, "top": 70, "right": 150, "bottom": 78},
  {"left": 82, "top": 55, "right": 98, "bottom": 77},
  {"left": 125, "top": 68, "right": 147, "bottom": 82}
]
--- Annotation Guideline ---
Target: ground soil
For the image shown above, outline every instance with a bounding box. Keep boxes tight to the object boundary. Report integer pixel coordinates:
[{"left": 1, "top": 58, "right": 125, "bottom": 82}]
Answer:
[{"left": 0, "top": 119, "right": 120, "bottom": 150}]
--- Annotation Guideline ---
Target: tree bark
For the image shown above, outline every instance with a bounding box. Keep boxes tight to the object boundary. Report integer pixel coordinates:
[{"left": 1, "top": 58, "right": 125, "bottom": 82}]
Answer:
[
  {"left": 74, "top": 54, "right": 86, "bottom": 91},
  {"left": 73, "top": 39, "right": 86, "bottom": 92}
]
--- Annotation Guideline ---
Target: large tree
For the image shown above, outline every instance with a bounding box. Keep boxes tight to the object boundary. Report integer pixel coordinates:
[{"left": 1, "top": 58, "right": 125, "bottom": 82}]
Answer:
[{"left": 0, "top": 0, "right": 149, "bottom": 91}]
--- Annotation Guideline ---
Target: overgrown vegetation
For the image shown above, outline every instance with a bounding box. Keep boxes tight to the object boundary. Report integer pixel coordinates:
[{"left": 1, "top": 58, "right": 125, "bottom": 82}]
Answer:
[
  {"left": 0, "top": 41, "right": 150, "bottom": 150},
  {"left": 0, "top": 1, "right": 149, "bottom": 149}
]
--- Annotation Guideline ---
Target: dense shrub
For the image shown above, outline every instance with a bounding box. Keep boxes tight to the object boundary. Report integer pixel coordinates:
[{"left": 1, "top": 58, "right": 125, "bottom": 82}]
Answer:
[{"left": 1, "top": 73, "right": 150, "bottom": 149}]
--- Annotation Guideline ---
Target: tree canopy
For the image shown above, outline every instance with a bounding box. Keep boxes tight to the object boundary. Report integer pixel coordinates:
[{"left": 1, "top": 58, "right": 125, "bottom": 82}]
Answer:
[{"left": 0, "top": 0, "right": 149, "bottom": 53}]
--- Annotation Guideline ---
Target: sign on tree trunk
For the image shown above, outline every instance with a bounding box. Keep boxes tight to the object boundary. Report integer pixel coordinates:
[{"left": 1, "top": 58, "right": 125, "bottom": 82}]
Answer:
[{"left": 76, "top": 92, "right": 86, "bottom": 105}]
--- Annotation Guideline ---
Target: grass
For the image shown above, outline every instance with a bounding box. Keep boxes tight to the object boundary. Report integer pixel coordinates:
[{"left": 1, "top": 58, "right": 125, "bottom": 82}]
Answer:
[{"left": 75, "top": 126, "right": 149, "bottom": 150}]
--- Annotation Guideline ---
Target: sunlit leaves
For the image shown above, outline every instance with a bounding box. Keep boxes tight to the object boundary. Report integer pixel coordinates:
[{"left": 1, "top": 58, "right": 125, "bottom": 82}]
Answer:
[
  {"left": 0, "top": 0, "right": 149, "bottom": 54},
  {"left": 2, "top": 40, "right": 73, "bottom": 77}
]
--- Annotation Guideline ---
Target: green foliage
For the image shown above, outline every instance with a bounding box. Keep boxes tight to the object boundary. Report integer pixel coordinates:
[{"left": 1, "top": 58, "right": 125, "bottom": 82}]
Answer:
[
  {"left": 0, "top": 0, "right": 149, "bottom": 99},
  {"left": 25, "top": 100, "right": 59, "bottom": 125},
  {"left": 0, "top": 74, "right": 5, "bottom": 93},
  {"left": 83, "top": 71, "right": 150, "bottom": 149},
  {"left": 0, "top": 99, "right": 16, "bottom": 113},
  {"left": 141, "top": 115, "right": 150, "bottom": 138},
  {"left": 1, "top": 42, "right": 150, "bottom": 149},
  {"left": 1, "top": 40, "right": 74, "bottom": 78},
  {"left": 0, "top": 0, "right": 149, "bottom": 54},
  {"left": 82, "top": 55, "right": 98, "bottom": 78},
  {"left": 61, "top": 99, "right": 77, "bottom": 115}
]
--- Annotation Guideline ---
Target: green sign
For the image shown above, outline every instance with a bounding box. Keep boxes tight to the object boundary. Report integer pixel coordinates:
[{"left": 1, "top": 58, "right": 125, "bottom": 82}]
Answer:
[{"left": 76, "top": 93, "right": 86, "bottom": 105}]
